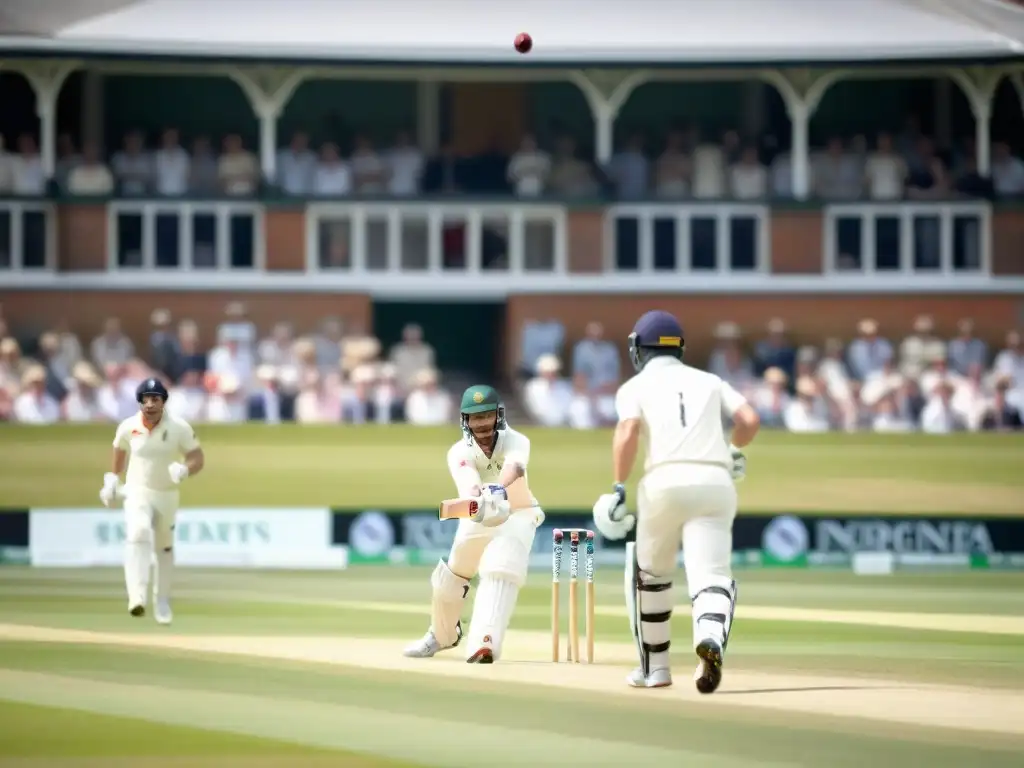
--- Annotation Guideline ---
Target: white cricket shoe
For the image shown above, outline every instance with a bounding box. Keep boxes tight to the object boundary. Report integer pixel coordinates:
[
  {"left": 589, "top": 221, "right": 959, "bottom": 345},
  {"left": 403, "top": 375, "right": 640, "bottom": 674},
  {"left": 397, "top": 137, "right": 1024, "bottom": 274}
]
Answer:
[
  {"left": 403, "top": 623, "right": 462, "bottom": 658},
  {"left": 626, "top": 666, "right": 673, "bottom": 688},
  {"left": 154, "top": 598, "right": 173, "bottom": 626},
  {"left": 694, "top": 638, "right": 723, "bottom": 694}
]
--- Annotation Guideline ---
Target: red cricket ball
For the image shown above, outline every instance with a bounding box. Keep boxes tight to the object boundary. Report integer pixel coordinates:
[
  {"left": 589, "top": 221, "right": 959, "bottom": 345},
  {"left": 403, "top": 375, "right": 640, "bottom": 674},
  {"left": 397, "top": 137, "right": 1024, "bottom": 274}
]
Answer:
[{"left": 514, "top": 33, "right": 533, "bottom": 54}]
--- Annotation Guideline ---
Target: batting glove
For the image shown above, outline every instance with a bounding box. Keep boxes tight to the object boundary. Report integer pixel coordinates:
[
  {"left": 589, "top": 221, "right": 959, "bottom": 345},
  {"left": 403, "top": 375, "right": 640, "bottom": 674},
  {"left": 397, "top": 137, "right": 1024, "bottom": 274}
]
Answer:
[
  {"left": 592, "top": 483, "right": 635, "bottom": 541},
  {"left": 168, "top": 462, "right": 190, "bottom": 484},
  {"left": 730, "top": 444, "right": 746, "bottom": 483}
]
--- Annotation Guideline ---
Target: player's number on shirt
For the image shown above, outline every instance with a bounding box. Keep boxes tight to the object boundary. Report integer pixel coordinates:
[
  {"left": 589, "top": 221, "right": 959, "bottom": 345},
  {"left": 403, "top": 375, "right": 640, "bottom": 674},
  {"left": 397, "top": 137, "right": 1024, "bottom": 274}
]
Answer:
[{"left": 678, "top": 392, "right": 687, "bottom": 427}]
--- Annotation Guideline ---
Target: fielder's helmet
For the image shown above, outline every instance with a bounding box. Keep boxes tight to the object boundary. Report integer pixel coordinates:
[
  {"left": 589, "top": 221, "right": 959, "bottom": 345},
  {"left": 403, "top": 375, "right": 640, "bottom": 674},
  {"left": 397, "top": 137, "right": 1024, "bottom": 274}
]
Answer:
[
  {"left": 136, "top": 377, "right": 169, "bottom": 403},
  {"left": 627, "top": 310, "right": 685, "bottom": 371}
]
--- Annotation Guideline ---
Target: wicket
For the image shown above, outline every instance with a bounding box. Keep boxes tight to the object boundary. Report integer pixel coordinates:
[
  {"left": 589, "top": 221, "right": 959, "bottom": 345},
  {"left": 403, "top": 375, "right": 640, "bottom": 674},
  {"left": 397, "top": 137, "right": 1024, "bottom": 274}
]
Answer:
[{"left": 551, "top": 528, "right": 595, "bottom": 663}]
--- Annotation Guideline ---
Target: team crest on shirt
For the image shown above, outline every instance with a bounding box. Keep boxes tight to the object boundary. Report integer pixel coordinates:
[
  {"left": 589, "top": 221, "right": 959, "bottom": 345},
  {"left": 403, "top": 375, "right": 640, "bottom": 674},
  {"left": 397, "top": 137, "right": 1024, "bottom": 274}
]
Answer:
[{"left": 131, "top": 429, "right": 142, "bottom": 437}]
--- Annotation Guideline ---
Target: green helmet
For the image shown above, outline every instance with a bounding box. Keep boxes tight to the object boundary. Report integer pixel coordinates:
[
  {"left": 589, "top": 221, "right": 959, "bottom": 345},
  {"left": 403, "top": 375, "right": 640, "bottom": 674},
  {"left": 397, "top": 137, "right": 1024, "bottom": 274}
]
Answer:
[{"left": 459, "top": 384, "right": 507, "bottom": 443}]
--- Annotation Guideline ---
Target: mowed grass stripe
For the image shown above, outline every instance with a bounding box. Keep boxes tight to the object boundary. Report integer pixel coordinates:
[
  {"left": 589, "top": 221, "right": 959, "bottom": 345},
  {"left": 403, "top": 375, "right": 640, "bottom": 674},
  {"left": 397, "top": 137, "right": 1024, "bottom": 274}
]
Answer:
[{"left": 0, "top": 669, "right": 747, "bottom": 768}]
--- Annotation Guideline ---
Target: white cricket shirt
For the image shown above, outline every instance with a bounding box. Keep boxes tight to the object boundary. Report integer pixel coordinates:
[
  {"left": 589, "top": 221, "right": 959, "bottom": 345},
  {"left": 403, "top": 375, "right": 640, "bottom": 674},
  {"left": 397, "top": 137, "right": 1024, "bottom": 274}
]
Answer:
[
  {"left": 114, "top": 412, "right": 200, "bottom": 492},
  {"left": 446, "top": 427, "right": 537, "bottom": 510},
  {"left": 615, "top": 357, "right": 746, "bottom": 472}
]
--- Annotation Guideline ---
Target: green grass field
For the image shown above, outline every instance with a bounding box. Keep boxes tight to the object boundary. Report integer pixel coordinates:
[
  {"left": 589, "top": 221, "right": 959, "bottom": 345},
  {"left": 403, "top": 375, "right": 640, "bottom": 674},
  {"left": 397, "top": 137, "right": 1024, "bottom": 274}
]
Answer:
[
  {"left": 1, "top": 566, "right": 1023, "bottom": 766},
  {"left": 2, "top": 425, "right": 1023, "bottom": 514}
]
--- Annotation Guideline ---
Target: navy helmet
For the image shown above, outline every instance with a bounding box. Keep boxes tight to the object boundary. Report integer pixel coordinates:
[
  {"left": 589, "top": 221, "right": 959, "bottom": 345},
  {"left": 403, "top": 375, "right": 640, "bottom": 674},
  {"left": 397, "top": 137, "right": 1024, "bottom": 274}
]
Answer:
[
  {"left": 136, "top": 377, "right": 169, "bottom": 403},
  {"left": 627, "top": 310, "right": 685, "bottom": 371}
]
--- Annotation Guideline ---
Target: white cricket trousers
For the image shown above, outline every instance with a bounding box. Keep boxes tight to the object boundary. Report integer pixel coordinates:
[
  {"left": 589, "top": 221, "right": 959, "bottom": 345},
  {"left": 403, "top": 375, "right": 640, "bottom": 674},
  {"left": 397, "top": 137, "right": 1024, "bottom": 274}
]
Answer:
[
  {"left": 124, "top": 488, "right": 180, "bottom": 550},
  {"left": 635, "top": 463, "right": 737, "bottom": 589}
]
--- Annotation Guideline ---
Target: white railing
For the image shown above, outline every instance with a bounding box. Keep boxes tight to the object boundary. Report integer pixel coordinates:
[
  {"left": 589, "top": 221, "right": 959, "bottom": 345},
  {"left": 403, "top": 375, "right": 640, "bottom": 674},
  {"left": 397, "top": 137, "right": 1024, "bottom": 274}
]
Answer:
[
  {"left": 305, "top": 202, "right": 568, "bottom": 276},
  {"left": 105, "top": 201, "right": 265, "bottom": 271},
  {"left": 0, "top": 201, "right": 56, "bottom": 272},
  {"left": 603, "top": 203, "right": 771, "bottom": 275},
  {"left": 823, "top": 202, "right": 992, "bottom": 279}
]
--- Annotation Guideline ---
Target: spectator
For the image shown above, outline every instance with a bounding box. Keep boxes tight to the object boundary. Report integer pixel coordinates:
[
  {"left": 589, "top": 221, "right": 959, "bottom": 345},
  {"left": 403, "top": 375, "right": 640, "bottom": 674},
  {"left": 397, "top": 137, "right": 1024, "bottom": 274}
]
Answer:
[
  {"left": 730, "top": 145, "right": 767, "bottom": 200},
  {"left": 295, "top": 372, "right": 341, "bottom": 423},
  {"left": 97, "top": 363, "right": 137, "bottom": 421},
  {"left": 171, "top": 320, "right": 207, "bottom": 382},
  {"left": 654, "top": 130, "right": 690, "bottom": 198},
  {"left": 753, "top": 367, "right": 790, "bottom": 428},
  {"left": 568, "top": 372, "right": 596, "bottom": 430},
  {"left": 167, "top": 370, "right": 208, "bottom": 423},
  {"left": 846, "top": 318, "right": 893, "bottom": 381},
  {"left": 350, "top": 136, "right": 387, "bottom": 194},
  {"left": 691, "top": 131, "right": 726, "bottom": 199},
  {"left": 218, "top": 302, "right": 257, "bottom": 351},
  {"left": 277, "top": 131, "right": 316, "bottom": 196},
  {"left": 548, "top": 137, "right": 598, "bottom": 198},
  {"left": 54, "top": 134, "right": 81, "bottom": 191},
  {"left": 981, "top": 374, "right": 1023, "bottom": 431},
  {"left": 149, "top": 309, "right": 179, "bottom": 378},
  {"left": 920, "top": 379, "right": 961, "bottom": 434},
  {"left": 312, "top": 143, "right": 352, "bottom": 196},
  {"left": 813, "top": 137, "right": 861, "bottom": 200},
  {"left": 860, "top": 357, "right": 903, "bottom": 411},
  {"left": 63, "top": 362, "right": 106, "bottom": 422},
  {"left": 872, "top": 391, "right": 915, "bottom": 433},
  {"left": 991, "top": 142, "right": 1024, "bottom": 198},
  {"left": 769, "top": 149, "right": 794, "bottom": 198},
  {"left": 373, "top": 363, "right": 401, "bottom": 425},
  {"left": 952, "top": 362, "right": 990, "bottom": 432},
  {"left": 208, "top": 329, "right": 255, "bottom": 394},
  {"left": 572, "top": 321, "right": 619, "bottom": 421},
  {"left": 753, "top": 318, "right": 796, "bottom": 381},
  {"left": 518, "top": 318, "right": 565, "bottom": 380},
  {"left": 206, "top": 373, "right": 247, "bottom": 423},
  {"left": 50, "top": 318, "right": 84, "bottom": 379},
  {"left": 154, "top": 128, "right": 190, "bottom": 197},
  {"left": 90, "top": 317, "right": 135, "bottom": 369},
  {"left": 507, "top": 134, "right": 551, "bottom": 198},
  {"left": 387, "top": 131, "right": 424, "bottom": 197},
  {"left": 993, "top": 330, "right": 1023, "bottom": 403},
  {"left": 0, "top": 337, "right": 31, "bottom": 393},
  {"left": 0, "top": 135, "right": 13, "bottom": 193},
  {"left": 342, "top": 364, "right": 377, "bottom": 424},
  {"left": 707, "top": 322, "right": 754, "bottom": 391},
  {"left": 112, "top": 130, "right": 152, "bottom": 195},
  {"left": 783, "top": 377, "right": 830, "bottom": 433},
  {"left": 13, "top": 366, "right": 60, "bottom": 424},
  {"left": 248, "top": 365, "right": 282, "bottom": 424},
  {"left": 423, "top": 142, "right": 466, "bottom": 194},
  {"left": 899, "top": 314, "right": 945, "bottom": 379},
  {"left": 219, "top": 134, "right": 259, "bottom": 196},
  {"left": 66, "top": 142, "right": 114, "bottom": 195},
  {"left": 864, "top": 132, "right": 906, "bottom": 200},
  {"left": 389, "top": 323, "right": 435, "bottom": 393},
  {"left": 258, "top": 322, "right": 297, "bottom": 367},
  {"left": 36, "top": 332, "right": 69, "bottom": 402},
  {"left": 919, "top": 350, "right": 963, "bottom": 400},
  {"left": 189, "top": 136, "right": 220, "bottom": 195},
  {"left": 12, "top": 133, "right": 46, "bottom": 195},
  {"left": 954, "top": 154, "right": 995, "bottom": 200},
  {"left": 947, "top": 318, "right": 987, "bottom": 375},
  {"left": 608, "top": 133, "right": 649, "bottom": 200},
  {"left": 523, "top": 354, "right": 572, "bottom": 427},
  {"left": 312, "top": 317, "right": 346, "bottom": 370},
  {"left": 292, "top": 338, "right": 322, "bottom": 388},
  {"left": 404, "top": 367, "right": 451, "bottom": 425}
]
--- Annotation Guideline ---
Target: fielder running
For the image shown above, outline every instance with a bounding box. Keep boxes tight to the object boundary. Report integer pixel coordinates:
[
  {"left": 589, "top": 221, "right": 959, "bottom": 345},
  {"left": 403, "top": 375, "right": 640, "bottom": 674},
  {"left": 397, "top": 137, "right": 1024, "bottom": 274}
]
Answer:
[
  {"left": 592, "top": 310, "right": 760, "bottom": 692},
  {"left": 404, "top": 385, "right": 544, "bottom": 663},
  {"left": 99, "top": 377, "right": 205, "bottom": 625}
]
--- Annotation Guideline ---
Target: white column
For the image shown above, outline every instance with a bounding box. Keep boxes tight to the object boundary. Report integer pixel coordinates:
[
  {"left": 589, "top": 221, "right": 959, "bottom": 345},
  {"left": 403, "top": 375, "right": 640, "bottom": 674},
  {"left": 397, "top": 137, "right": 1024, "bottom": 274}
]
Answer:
[
  {"left": 20, "top": 62, "right": 78, "bottom": 178},
  {"left": 788, "top": 100, "right": 811, "bottom": 200},
  {"left": 228, "top": 67, "right": 309, "bottom": 183},
  {"left": 947, "top": 68, "right": 1000, "bottom": 176},
  {"left": 974, "top": 97, "right": 993, "bottom": 174},
  {"left": 569, "top": 70, "right": 649, "bottom": 165},
  {"left": 416, "top": 80, "right": 440, "bottom": 154}
]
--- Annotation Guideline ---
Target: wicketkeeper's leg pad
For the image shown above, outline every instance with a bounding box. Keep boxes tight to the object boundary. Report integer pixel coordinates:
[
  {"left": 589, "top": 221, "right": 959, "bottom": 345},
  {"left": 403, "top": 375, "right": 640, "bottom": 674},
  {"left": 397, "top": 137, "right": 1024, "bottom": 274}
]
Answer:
[
  {"left": 430, "top": 558, "right": 471, "bottom": 648},
  {"left": 625, "top": 541, "right": 674, "bottom": 676}
]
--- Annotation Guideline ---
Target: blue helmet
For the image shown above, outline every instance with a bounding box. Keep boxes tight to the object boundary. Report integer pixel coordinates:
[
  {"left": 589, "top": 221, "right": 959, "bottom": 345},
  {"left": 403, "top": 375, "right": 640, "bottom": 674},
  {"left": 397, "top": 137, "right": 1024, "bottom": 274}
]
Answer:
[
  {"left": 136, "top": 377, "right": 169, "bottom": 403},
  {"left": 627, "top": 310, "right": 685, "bottom": 371}
]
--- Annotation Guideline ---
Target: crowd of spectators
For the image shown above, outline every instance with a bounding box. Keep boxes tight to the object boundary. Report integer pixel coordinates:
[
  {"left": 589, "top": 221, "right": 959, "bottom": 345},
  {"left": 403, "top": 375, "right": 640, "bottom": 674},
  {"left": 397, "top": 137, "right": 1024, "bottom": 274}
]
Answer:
[
  {"left": 2, "top": 117, "right": 1022, "bottom": 201},
  {"left": 518, "top": 315, "right": 1024, "bottom": 433},
  {"left": 0, "top": 302, "right": 454, "bottom": 427}
]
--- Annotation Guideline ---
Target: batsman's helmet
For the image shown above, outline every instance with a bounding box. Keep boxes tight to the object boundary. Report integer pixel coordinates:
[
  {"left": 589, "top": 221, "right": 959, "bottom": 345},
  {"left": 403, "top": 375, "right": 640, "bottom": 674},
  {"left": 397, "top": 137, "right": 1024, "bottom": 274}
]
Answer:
[
  {"left": 627, "top": 310, "right": 685, "bottom": 371},
  {"left": 136, "top": 377, "right": 169, "bottom": 403},
  {"left": 459, "top": 385, "right": 507, "bottom": 443}
]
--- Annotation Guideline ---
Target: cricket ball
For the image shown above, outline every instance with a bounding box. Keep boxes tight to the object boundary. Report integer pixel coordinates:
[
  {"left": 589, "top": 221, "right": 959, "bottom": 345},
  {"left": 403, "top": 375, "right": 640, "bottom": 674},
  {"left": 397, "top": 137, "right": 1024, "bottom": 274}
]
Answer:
[{"left": 514, "top": 33, "right": 533, "bottom": 54}]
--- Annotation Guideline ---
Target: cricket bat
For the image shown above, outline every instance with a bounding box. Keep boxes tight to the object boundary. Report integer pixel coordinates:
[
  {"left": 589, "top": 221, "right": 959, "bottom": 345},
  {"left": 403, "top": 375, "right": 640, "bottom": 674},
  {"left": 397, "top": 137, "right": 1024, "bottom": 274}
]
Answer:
[{"left": 438, "top": 497, "right": 479, "bottom": 520}]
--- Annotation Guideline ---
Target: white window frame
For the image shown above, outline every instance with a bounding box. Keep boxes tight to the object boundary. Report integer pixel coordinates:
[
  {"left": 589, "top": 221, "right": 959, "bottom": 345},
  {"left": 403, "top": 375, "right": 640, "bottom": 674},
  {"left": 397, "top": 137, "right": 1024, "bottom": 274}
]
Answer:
[
  {"left": 106, "top": 201, "right": 265, "bottom": 272},
  {"left": 0, "top": 200, "right": 57, "bottom": 272}
]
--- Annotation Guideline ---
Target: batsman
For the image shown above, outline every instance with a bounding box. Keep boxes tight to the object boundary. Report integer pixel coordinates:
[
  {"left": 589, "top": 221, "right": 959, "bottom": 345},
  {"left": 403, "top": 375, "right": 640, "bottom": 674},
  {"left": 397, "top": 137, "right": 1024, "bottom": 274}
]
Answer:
[{"left": 404, "top": 385, "right": 544, "bottom": 664}]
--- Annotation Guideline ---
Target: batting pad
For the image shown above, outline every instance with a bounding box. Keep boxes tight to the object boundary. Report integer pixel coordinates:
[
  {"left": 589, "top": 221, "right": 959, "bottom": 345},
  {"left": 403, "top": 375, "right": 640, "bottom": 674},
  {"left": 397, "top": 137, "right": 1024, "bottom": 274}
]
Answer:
[
  {"left": 430, "top": 559, "right": 471, "bottom": 648},
  {"left": 625, "top": 542, "right": 674, "bottom": 676},
  {"left": 690, "top": 576, "right": 737, "bottom": 652},
  {"left": 478, "top": 534, "right": 530, "bottom": 586},
  {"left": 465, "top": 577, "right": 519, "bottom": 661}
]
